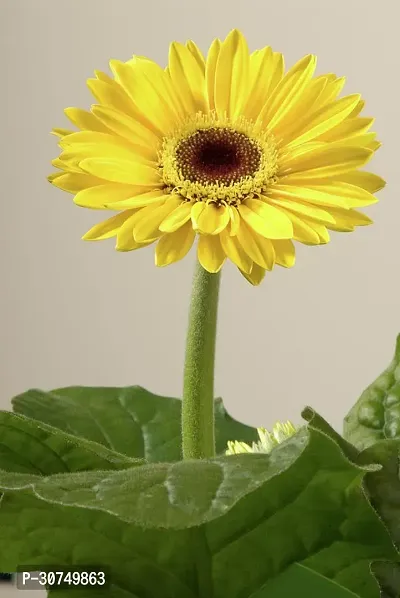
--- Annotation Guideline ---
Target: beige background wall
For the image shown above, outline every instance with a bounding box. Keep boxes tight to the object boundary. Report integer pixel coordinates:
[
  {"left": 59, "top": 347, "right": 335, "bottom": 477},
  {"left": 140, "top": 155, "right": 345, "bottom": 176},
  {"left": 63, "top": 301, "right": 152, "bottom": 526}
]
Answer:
[{"left": 1, "top": 0, "right": 399, "bottom": 447}]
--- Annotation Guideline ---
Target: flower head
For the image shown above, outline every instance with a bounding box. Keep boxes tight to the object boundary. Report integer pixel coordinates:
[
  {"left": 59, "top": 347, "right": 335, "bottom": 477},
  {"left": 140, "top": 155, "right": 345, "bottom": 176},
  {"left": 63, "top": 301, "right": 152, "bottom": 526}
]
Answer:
[
  {"left": 49, "top": 30, "right": 384, "bottom": 285},
  {"left": 226, "top": 421, "right": 298, "bottom": 455}
]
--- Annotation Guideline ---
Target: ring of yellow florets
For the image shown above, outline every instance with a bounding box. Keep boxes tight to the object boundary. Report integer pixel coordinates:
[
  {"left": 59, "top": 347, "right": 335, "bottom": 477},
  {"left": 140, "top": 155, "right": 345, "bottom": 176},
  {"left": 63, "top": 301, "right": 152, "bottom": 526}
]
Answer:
[{"left": 159, "top": 112, "right": 279, "bottom": 206}]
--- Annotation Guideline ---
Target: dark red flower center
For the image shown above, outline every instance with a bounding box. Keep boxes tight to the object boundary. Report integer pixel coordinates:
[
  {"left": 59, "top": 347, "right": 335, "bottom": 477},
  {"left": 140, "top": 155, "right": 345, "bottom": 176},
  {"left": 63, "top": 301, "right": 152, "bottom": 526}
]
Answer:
[{"left": 175, "top": 127, "right": 262, "bottom": 186}]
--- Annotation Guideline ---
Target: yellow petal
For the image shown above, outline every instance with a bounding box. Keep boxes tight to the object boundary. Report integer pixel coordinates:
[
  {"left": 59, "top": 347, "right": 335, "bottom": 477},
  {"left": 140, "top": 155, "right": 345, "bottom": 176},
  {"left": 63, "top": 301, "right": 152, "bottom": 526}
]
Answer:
[
  {"left": 268, "top": 198, "right": 335, "bottom": 224},
  {"left": 284, "top": 95, "right": 361, "bottom": 149},
  {"left": 111, "top": 58, "right": 181, "bottom": 135},
  {"left": 219, "top": 229, "right": 253, "bottom": 274},
  {"left": 318, "top": 117, "right": 374, "bottom": 143},
  {"left": 327, "top": 208, "right": 373, "bottom": 232},
  {"left": 273, "top": 240, "right": 296, "bottom": 268},
  {"left": 268, "top": 184, "right": 348, "bottom": 209},
  {"left": 348, "top": 99, "right": 365, "bottom": 118},
  {"left": 59, "top": 130, "right": 150, "bottom": 160},
  {"left": 318, "top": 76, "right": 346, "bottom": 106},
  {"left": 268, "top": 52, "right": 285, "bottom": 97},
  {"left": 242, "top": 47, "right": 282, "bottom": 120},
  {"left": 116, "top": 214, "right": 154, "bottom": 251},
  {"left": 48, "top": 172, "right": 104, "bottom": 193},
  {"left": 279, "top": 142, "right": 326, "bottom": 167},
  {"left": 340, "top": 171, "right": 385, "bottom": 193},
  {"left": 168, "top": 42, "right": 207, "bottom": 114},
  {"left": 290, "top": 216, "right": 319, "bottom": 244},
  {"left": 236, "top": 221, "right": 275, "bottom": 269},
  {"left": 283, "top": 211, "right": 328, "bottom": 245},
  {"left": 159, "top": 201, "right": 192, "bottom": 232},
  {"left": 109, "top": 58, "right": 182, "bottom": 136},
  {"left": 280, "top": 146, "right": 374, "bottom": 179},
  {"left": 367, "top": 140, "right": 381, "bottom": 152},
  {"left": 271, "top": 180, "right": 378, "bottom": 209},
  {"left": 186, "top": 40, "right": 206, "bottom": 73},
  {"left": 197, "top": 234, "right": 226, "bottom": 273},
  {"left": 260, "top": 55, "right": 317, "bottom": 131},
  {"left": 194, "top": 203, "right": 230, "bottom": 235},
  {"left": 205, "top": 38, "right": 222, "bottom": 112},
  {"left": 133, "top": 197, "right": 182, "bottom": 242},
  {"left": 305, "top": 220, "right": 330, "bottom": 243},
  {"left": 91, "top": 105, "right": 161, "bottom": 155},
  {"left": 83, "top": 210, "right": 135, "bottom": 240},
  {"left": 87, "top": 78, "right": 134, "bottom": 116},
  {"left": 240, "top": 263, "right": 266, "bottom": 286},
  {"left": 74, "top": 184, "right": 145, "bottom": 209},
  {"left": 155, "top": 221, "right": 195, "bottom": 266},
  {"left": 191, "top": 201, "right": 206, "bottom": 229},
  {"left": 278, "top": 172, "right": 383, "bottom": 208},
  {"left": 273, "top": 77, "right": 328, "bottom": 143},
  {"left": 335, "top": 132, "right": 377, "bottom": 149},
  {"left": 214, "top": 29, "right": 250, "bottom": 119},
  {"left": 60, "top": 144, "right": 147, "bottom": 171},
  {"left": 125, "top": 55, "right": 155, "bottom": 67},
  {"left": 51, "top": 160, "right": 80, "bottom": 175},
  {"left": 94, "top": 70, "right": 115, "bottom": 84},
  {"left": 229, "top": 206, "right": 241, "bottom": 236},
  {"left": 64, "top": 108, "right": 110, "bottom": 133},
  {"left": 48, "top": 172, "right": 64, "bottom": 183},
  {"left": 52, "top": 128, "right": 74, "bottom": 138},
  {"left": 56, "top": 151, "right": 88, "bottom": 172},
  {"left": 80, "top": 158, "right": 162, "bottom": 186},
  {"left": 106, "top": 189, "right": 168, "bottom": 210},
  {"left": 238, "top": 199, "right": 293, "bottom": 239}
]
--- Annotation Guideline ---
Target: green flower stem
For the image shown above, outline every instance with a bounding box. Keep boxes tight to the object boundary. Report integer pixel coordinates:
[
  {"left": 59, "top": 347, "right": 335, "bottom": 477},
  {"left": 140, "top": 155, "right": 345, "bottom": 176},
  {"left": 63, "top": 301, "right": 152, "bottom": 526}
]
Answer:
[{"left": 182, "top": 261, "right": 221, "bottom": 460}]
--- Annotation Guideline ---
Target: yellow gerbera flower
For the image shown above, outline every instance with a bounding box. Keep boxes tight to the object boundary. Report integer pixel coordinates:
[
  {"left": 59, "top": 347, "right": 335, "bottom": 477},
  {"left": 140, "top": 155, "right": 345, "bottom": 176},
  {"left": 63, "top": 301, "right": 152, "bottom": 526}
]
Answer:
[
  {"left": 48, "top": 29, "right": 384, "bottom": 285},
  {"left": 226, "top": 421, "right": 298, "bottom": 455}
]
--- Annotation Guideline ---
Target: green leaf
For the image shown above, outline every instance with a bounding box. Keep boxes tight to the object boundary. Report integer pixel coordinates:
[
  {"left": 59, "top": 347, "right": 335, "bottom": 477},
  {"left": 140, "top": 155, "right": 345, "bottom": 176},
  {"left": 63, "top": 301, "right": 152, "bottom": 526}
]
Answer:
[
  {"left": 344, "top": 335, "right": 400, "bottom": 451},
  {"left": 0, "top": 427, "right": 396, "bottom": 597},
  {"left": 302, "top": 406, "right": 360, "bottom": 461},
  {"left": 12, "top": 387, "right": 258, "bottom": 462},
  {"left": 0, "top": 432, "right": 307, "bottom": 528},
  {"left": 207, "top": 429, "right": 396, "bottom": 598},
  {"left": 371, "top": 562, "right": 400, "bottom": 598},
  {"left": 0, "top": 411, "right": 141, "bottom": 474},
  {"left": 0, "top": 492, "right": 204, "bottom": 598},
  {"left": 299, "top": 427, "right": 400, "bottom": 598},
  {"left": 357, "top": 439, "right": 400, "bottom": 597},
  {"left": 255, "top": 563, "right": 362, "bottom": 597},
  {"left": 359, "top": 439, "right": 400, "bottom": 547}
]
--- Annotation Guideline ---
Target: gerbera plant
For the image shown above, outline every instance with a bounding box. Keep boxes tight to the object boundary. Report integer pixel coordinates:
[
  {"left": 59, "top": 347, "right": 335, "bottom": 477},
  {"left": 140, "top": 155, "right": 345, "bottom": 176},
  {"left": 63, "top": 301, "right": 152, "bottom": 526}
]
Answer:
[{"left": 0, "top": 30, "right": 399, "bottom": 598}]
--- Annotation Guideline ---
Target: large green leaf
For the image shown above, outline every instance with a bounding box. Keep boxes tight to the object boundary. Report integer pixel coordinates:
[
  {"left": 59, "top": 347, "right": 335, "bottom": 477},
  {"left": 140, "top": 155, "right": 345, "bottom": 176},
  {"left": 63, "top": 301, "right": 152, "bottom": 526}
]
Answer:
[
  {"left": 0, "top": 492, "right": 204, "bottom": 598},
  {"left": 0, "top": 427, "right": 397, "bottom": 597},
  {"left": 12, "top": 387, "right": 258, "bottom": 462},
  {"left": 344, "top": 335, "right": 400, "bottom": 451},
  {"left": 0, "top": 492, "right": 364, "bottom": 598},
  {"left": 358, "top": 438, "right": 400, "bottom": 598},
  {"left": 0, "top": 411, "right": 141, "bottom": 474},
  {"left": 0, "top": 431, "right": 307, "bottom": 529},
  {"left": 304, "top": 409, "right": 400, "bottom": 598},
  {"left": 206, "top": 429, "right": 396, "bottom": 598}
]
